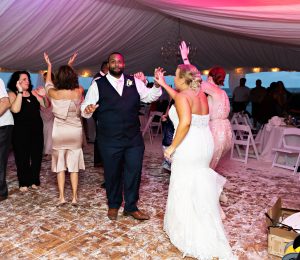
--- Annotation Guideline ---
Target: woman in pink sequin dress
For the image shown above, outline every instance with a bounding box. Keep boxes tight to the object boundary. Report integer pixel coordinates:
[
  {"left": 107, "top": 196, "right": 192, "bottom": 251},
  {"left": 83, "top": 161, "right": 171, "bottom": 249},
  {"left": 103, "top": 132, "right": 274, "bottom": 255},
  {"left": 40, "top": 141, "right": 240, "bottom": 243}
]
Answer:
[{"left": 202, "top": 68, "right": 232, "bottom": 169}]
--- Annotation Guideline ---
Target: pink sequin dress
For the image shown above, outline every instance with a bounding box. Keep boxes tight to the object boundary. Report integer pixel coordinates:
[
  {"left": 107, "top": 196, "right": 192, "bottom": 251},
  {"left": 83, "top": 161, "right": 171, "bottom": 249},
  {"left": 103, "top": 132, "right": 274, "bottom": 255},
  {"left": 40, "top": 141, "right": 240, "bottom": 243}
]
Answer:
[{"left": 201, "top": 81, "right": 232, "bottom": 170}]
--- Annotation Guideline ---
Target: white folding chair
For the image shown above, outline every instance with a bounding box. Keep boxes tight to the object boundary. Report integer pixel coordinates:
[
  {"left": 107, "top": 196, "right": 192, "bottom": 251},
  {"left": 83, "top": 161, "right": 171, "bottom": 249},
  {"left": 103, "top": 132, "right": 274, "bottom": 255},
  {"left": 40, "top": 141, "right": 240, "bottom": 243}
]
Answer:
[
  {"left": 230, "top": 124, "right": 259, "bottom": 163},
  {"left": 272, "top": 128, "right": 300, "bottom": 175},
  {"left": 231, "top": 112, "right": 258, "bottom": 137},
  {"left": 231, "top": 112, "right": 254, "bottom": 128}
]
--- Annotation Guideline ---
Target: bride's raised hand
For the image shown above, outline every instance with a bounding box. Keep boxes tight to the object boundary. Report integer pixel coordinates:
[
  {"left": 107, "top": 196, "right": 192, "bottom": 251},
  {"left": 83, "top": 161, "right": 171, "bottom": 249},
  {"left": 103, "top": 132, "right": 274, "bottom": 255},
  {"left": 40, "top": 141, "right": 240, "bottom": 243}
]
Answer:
[
  {"left": 44, "top": 52, "right": 51, "bottom": 67},
  {"left": 154, "top": 67, "right": 166, "bottom": 86},
  {"left": 154, "top": 67, "right": 165, "bottom": 76}
]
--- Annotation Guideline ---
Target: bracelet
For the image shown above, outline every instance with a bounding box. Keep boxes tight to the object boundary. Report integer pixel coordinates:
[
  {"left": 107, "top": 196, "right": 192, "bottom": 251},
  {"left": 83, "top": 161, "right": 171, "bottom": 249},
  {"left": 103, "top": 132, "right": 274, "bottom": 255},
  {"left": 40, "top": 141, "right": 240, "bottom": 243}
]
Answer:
[
  {"left": 183, "top": 58, "right": 188, "bottom": 61},
  {"left": 17, "top": 91, "right": 23, "bottom": 94}
]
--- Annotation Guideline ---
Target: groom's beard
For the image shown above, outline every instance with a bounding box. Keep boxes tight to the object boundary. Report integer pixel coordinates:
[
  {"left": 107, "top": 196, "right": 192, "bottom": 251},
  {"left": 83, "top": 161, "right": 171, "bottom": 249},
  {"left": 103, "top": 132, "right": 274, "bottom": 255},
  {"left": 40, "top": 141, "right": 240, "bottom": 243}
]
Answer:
[{"left": 109, "top": 67, "right": 123, "bottom": 77}]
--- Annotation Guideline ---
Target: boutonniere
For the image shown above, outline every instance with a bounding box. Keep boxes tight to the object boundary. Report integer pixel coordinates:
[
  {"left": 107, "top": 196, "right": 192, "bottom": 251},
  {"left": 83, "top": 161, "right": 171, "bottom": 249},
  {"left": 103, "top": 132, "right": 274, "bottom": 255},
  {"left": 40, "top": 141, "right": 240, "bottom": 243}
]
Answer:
[{"left": 126, "top": 79, "right": 133, "bottom": 87}]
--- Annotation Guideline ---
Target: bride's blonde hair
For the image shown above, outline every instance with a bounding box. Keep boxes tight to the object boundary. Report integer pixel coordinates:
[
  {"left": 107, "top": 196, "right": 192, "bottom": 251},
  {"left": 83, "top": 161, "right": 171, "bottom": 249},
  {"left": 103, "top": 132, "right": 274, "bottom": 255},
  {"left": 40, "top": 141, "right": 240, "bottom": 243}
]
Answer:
[{"left": 177, "top": 64, "right": 202, "bottom": 91}]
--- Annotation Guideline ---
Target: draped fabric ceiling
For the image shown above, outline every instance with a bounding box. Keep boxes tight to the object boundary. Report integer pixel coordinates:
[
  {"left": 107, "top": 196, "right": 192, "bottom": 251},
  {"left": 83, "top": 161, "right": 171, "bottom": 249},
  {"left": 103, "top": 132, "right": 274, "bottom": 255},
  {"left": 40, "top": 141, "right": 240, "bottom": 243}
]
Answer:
[{"left": 0, "top": 0, "right": 300, "bottom": 79}]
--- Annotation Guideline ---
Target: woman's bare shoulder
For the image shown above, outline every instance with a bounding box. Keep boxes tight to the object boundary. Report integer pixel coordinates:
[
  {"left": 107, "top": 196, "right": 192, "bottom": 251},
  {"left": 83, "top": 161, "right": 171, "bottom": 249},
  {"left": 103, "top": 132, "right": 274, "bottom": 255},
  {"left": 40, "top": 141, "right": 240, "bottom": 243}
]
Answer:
[
  {"left": 174, "top": 91, "right": 188, "bottom": 101},
  {"left": 175, "top": 91, "right": 194, "bottom": 109}
]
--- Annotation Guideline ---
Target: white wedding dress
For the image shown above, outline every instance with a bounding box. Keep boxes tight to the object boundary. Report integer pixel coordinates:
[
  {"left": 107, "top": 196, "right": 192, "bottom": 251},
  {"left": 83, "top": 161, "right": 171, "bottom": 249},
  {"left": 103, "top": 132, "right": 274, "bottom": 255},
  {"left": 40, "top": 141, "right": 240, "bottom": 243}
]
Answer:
[{"left": 164, "top": 106, "right": 234, "bottom": 260}]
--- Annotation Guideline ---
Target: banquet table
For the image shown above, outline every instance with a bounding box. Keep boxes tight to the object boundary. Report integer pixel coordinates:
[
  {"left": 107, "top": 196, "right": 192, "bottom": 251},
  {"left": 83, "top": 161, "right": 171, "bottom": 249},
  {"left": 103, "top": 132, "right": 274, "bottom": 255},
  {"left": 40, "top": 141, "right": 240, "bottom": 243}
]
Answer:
[{"left": 255, "top": 125, "right": 299, "bottom": 162}]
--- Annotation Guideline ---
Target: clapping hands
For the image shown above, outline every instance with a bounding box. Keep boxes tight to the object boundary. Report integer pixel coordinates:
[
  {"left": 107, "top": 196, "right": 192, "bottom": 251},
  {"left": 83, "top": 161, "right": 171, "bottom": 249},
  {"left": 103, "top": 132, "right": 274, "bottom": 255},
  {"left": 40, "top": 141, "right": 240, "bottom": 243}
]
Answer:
[{"left": 44, "top": 51, "right": 78, "bottom": 67}]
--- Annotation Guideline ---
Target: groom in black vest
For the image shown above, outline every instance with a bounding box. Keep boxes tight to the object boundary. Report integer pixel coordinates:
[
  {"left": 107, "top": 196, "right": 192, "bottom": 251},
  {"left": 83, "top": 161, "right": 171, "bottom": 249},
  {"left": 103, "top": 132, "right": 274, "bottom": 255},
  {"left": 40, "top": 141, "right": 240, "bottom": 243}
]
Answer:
[{"left": 82, "top": 52, "right": 161, "bottom": 220}]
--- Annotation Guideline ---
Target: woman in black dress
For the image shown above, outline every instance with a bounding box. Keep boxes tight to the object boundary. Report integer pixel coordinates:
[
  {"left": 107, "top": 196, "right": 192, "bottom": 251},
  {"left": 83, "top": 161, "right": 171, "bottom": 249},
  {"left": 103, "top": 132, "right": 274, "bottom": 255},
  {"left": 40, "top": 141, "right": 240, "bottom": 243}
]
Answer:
[{"left": 8, "top": 71, "right": 46, "bottom": 192}]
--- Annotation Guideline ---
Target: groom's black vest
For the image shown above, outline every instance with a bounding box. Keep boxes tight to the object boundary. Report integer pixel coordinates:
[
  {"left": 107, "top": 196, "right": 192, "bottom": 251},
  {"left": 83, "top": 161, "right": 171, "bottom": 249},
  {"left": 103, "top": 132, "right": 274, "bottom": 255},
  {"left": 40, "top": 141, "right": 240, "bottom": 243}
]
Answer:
[{"left": 95, "top": 75, "right": 141, "bottom": 139}]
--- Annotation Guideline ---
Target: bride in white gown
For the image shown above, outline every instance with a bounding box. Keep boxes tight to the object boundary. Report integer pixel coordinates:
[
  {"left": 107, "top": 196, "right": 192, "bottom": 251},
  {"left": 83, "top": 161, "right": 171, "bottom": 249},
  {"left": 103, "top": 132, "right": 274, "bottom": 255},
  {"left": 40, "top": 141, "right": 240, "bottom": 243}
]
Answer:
[{"left": 155, "top": 65, "right": 234, "bottom": 259}]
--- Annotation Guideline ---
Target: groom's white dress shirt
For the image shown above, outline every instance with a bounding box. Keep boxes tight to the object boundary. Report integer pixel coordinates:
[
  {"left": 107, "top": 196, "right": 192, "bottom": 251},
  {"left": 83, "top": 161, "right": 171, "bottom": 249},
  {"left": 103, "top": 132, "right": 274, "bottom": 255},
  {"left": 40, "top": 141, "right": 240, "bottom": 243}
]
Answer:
[{"left": 81, "top": 72, "right": 161, "bottom": 118}]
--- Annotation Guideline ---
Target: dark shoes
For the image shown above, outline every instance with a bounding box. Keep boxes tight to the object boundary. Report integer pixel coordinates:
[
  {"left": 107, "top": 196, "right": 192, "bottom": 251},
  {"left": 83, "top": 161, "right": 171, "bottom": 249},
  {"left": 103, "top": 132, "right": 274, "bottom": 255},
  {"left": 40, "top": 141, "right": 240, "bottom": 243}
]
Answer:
[
  {"left": 107, "top": 208, "right": 150, "bottom": 221},
  {"left": 123, "top": 210, "right": 150, "bottom": 220},
  {"left": 107, "top": 208, "right": 119, "bottom": 220}
]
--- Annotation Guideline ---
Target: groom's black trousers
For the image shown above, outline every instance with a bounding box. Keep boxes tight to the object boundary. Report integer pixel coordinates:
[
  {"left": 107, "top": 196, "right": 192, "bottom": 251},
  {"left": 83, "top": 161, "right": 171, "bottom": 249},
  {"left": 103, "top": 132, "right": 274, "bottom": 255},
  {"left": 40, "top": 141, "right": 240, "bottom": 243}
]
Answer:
[{"left": 98, "top": 132, "right": 145, "bottom": 212}]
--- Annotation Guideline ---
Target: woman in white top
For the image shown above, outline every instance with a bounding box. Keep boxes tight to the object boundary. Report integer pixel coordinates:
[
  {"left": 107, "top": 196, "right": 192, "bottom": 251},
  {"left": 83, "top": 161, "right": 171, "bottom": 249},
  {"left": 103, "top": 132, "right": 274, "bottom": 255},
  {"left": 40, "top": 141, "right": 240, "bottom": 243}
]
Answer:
[{"left": 0, "top": 78, "right": 14, "bottom": 200}]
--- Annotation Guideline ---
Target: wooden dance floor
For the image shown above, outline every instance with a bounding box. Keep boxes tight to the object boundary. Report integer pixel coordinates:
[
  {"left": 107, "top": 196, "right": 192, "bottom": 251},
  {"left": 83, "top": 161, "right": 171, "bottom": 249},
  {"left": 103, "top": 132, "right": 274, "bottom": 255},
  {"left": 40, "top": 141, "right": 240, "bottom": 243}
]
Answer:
[{"left": 0, "top": 138, "right": 299, "bottom": 259}]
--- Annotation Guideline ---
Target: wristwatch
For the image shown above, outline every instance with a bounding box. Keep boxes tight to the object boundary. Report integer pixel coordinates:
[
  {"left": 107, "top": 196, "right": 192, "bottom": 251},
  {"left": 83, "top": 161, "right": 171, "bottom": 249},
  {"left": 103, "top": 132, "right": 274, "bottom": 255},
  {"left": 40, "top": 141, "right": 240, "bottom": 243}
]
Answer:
[{"left": 17, "top": 90, "right": 23, "bottom": 94}]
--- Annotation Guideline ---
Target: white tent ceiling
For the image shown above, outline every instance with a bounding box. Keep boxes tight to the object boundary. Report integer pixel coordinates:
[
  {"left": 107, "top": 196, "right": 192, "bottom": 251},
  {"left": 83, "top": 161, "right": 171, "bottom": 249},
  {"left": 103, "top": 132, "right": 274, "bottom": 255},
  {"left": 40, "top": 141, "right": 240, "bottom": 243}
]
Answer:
[{"left": 0, "top": 0, "right": 300, "bottom": 76}]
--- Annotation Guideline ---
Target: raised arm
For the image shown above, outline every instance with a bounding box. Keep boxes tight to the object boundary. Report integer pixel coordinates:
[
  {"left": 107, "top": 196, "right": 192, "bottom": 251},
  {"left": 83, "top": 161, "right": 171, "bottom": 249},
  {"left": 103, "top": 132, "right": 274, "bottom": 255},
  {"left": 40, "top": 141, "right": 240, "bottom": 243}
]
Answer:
[
  {"left": 164, "top": 94, "right": 191, "bottom": 160},
  {"left": 68, "top": 51, "right": 78, "bottom": 67},
  {"left": 135, "top": 70, "right": 162, "bottom": 103},
  {"left": 43, "top": 52, "right": 58, "bottom": 99},
  {"left": 44, "top": 52, "right": 53, "bottom": 84},
  {"left": 154, "top": 67, "right": 177, "bottom": 99},
  {"left": 200, "top": 80, "right": 219, "bottom": 97},
  {"left": 180, "top": 41, "right": 191, "bottom": 65},
  {"left": 134, "top": 71, "right": 147, "bottom": 85}
]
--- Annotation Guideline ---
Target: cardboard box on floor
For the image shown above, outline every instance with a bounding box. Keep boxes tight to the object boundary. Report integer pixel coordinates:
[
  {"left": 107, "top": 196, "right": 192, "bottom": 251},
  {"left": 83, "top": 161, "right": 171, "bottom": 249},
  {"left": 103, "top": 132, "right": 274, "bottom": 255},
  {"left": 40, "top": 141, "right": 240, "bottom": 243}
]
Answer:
[{"left": 266, "top": 198, "right": 299, "bottom": 257}]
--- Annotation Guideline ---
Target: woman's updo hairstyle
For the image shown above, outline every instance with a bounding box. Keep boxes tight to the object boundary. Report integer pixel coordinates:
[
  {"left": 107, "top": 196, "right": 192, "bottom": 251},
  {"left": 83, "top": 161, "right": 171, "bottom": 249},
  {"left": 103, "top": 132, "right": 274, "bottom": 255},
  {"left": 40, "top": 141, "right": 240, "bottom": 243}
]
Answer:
[
  {"left": 177, "top": 64, "right": 202, "bottom": 91},
  {"left": 208, "top": 66, "right": 226, "bottom": 86}
]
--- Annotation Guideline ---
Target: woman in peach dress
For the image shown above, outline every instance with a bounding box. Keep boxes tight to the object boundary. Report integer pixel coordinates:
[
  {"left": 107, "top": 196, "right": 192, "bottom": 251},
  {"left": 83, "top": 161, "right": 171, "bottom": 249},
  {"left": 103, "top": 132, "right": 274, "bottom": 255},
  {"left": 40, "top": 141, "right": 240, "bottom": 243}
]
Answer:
[{"left": 44, "top": 52, "right": 85, "bottom": 206}]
